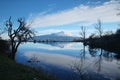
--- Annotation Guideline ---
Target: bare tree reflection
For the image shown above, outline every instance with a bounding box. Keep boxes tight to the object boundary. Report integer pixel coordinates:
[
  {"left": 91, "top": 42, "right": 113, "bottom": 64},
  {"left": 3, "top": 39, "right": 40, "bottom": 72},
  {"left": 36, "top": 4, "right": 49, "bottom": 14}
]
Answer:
[
  {"left": 71, "top": 45, "right": 91, "bottom": 80},
  {"left": 72, "top": 43, "right": 120, "bottom": 80},
  {"left": 27, "top": 55, "right": 41, "bottom": 71},
  {"left": 94, "top": 49, "right": 115, "bottom": 72},
  {"left": 103, "top": 50, "right": 113, "bottom": 62},
  {"left": 94, "top": 49, "right": 103, "bottom": 72},
  {"left": 80, "top": 45, "right": 86, "bottom": 60},
  {"left": 28, "top": 55, "right": 40, "bottom": 63},
  {"left": 88, "top": 46, "right": 104, "bottom": 73},
  {"left": 88, "top": 47, "right": 97, "bottom": 57}
]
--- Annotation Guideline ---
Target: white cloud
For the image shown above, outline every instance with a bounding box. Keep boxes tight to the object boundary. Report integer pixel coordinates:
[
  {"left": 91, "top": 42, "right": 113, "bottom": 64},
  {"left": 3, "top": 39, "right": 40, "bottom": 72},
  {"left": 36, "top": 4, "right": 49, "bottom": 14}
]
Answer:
[{"left": 27, "top": 0, "right": 120, "bottom": 28}]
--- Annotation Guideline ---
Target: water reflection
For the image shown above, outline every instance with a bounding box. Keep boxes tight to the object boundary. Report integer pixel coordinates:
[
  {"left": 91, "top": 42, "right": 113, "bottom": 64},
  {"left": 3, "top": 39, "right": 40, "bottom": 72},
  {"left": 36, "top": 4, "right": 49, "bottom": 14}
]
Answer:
[
  {"left": 71, "top": 45, "right": 87, "bottom": 80},
  {"left": 16, "top": 42, "right": 120, "bottom": 80},
  {"left": 72, "top": 44, "right": 120, "bottom": 80}
]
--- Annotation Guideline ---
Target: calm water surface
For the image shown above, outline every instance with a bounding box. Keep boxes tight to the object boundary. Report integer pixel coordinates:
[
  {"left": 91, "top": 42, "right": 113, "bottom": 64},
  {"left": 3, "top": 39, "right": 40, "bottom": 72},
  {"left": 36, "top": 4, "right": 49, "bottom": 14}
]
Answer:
[{"left": 15, "top": 42, "right": 120, "bottom": 80}]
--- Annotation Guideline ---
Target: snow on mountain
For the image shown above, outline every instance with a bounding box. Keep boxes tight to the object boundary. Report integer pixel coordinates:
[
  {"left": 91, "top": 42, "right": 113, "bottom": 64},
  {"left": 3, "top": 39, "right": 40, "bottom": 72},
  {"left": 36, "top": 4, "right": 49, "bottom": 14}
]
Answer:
[
  {"left": 32, "top": 31, "right": 79, "bottom": 42},
  {"left": 51, "top": 31, "right": 71, "bottom": 36}
]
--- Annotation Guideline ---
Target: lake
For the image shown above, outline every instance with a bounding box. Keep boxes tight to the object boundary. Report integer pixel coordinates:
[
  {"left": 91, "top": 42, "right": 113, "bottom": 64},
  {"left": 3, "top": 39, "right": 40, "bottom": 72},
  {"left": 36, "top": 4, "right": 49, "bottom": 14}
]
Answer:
[{"left": 15, "top": 42, "right": 120, "bottom": 80}]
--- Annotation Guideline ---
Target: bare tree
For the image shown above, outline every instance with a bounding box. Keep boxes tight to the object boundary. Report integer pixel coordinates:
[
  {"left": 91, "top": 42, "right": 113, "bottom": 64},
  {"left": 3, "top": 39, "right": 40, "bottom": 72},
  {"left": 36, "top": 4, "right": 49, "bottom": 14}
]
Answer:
[
  {"left": 5, "top": 17, "right": 35, "bottom": 60},
  {"left": 95, "top": 20, "right": 103, "bottom": 38},
  {"left": 80, "top": 26, "right": 86, "bottom": 43}
]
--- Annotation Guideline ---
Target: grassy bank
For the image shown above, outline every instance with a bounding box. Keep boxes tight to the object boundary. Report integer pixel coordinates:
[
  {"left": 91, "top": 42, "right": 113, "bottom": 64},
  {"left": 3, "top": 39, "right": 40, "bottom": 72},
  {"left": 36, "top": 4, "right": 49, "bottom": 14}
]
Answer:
[
  {"left": 0, "top": 53, "right": 55, "bottom": 80},
  {"left": 0, "top": 40, "right": 55, "bottom": 80}
]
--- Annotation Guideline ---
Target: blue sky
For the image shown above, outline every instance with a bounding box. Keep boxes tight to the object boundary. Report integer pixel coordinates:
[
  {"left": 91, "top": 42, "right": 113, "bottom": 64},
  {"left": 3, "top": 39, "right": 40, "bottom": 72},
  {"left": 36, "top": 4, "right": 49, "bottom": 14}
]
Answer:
[{"left": 0, "top": 0, "right": 120, "bottom": 37}]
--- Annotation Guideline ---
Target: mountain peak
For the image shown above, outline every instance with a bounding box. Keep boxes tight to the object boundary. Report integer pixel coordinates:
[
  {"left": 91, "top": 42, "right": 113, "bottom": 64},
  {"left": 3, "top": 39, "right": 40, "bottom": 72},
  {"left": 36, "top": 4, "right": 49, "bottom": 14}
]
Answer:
[{"left": 51, "top": 31, "right": 71, "bottom": 36}]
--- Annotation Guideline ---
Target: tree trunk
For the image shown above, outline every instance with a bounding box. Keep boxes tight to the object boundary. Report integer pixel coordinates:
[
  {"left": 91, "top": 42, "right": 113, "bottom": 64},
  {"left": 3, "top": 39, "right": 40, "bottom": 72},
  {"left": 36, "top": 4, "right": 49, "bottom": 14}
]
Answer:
[
  {"left": 10, "top": 42, "right": 20, "bottom": 60},
  {"left": 10, "top": 50, "right": 16, "bottom": 60}
]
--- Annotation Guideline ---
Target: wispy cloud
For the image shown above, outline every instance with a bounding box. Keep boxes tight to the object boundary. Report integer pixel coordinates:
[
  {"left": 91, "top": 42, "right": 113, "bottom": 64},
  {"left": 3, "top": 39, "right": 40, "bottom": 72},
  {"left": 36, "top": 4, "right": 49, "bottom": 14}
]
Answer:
[{"left": 27, "top": 0, "right": 120, "bottom": 28}]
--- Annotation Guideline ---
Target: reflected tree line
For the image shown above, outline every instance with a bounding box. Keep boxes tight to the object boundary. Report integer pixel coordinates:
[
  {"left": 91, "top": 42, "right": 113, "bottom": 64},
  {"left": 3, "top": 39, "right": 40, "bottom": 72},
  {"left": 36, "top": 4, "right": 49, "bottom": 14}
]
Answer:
[
  {"left": 71, "top": 44, "right": 119, "bottom": 80},
  {"left": 25, "top": 43, "right": 119, "bottom": 80}
]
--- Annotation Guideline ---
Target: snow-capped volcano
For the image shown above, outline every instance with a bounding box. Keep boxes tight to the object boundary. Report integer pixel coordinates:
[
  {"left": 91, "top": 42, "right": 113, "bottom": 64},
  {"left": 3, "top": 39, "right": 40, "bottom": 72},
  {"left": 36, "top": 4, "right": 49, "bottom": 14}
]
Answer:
[{"left": 32, "top": 31, "right": 79, "bottom": 42}]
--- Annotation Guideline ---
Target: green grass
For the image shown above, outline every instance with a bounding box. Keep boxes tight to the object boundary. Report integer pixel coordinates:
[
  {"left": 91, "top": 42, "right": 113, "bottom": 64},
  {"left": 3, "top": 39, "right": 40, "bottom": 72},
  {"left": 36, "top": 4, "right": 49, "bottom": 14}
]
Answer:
[{"left": 0, "top": 53, "right": 55, "bottom": 80}]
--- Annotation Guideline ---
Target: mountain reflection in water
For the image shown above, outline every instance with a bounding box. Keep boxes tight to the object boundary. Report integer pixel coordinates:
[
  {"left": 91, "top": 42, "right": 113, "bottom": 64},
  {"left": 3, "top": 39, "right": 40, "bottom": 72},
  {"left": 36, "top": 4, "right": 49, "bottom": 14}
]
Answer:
[{"left": 15, "top": 42, "right": 120, "bottom": 80}]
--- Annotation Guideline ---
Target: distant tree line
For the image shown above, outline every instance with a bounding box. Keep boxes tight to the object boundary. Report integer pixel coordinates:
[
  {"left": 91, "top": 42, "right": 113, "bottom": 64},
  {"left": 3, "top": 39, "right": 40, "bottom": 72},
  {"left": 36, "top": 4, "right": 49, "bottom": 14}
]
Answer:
[{"left": 79, "top": 20, "right": 120, "bottom": 54}]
